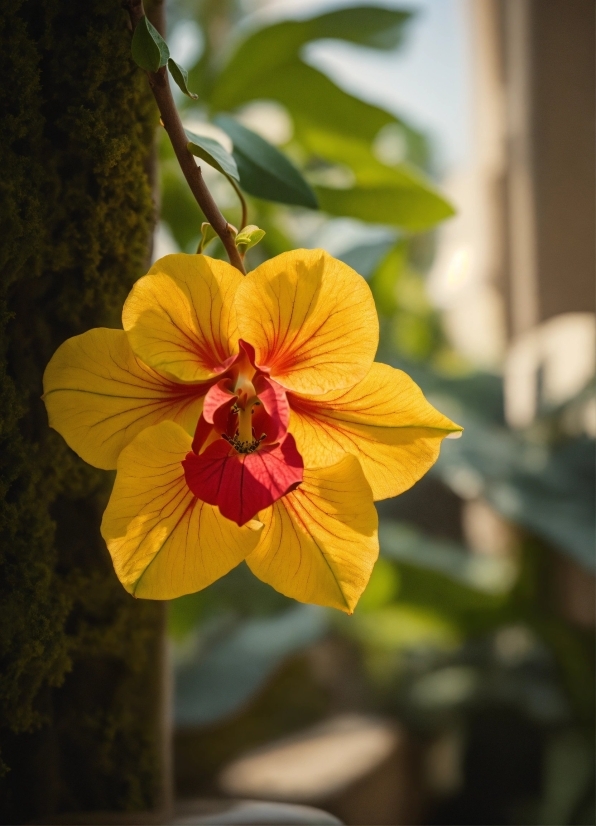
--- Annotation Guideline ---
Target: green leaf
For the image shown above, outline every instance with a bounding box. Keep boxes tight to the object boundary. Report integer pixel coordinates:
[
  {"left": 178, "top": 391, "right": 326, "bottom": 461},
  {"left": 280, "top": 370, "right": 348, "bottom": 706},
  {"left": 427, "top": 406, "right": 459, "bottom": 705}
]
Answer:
[
  {"left": 304, "top": 128, "right": 454, "bottom": 232},
  {"left": 215, "top": 115, "right": 318, "bottom": 209},
  {"left": 210, "top": 7, "right": 412, "bottom": 109},
  {"left": 424, "top": 385, "right": 596, "bottom": 570},
  {"left": 337, "top": 239, "right": 396, "bottom": 280},
  {"left": 356, "top": 557, "right": 400, "bottom": 612},
  {"left": 198, "top": 222, "right": 218, "bottom": 253},
  {"left": 185, "top": 129, "right": 239, "bottom": 181},
  {"left": 235, "top": 224, "right": 266, "bottom": 253},
  {"left": 316, "top": 176, "right": 455, "bottom": 231},
  {"left": 369, "top": 241, "right": 407, "bottom": 315},
  {"left": 379, "top": 521, "right": 516, "bottom": 597},
  {"left": 212, "top": 57, "right": 431, "bottom": 187},
  {"left": 131, "top": 16, "right": 169, "bottom": 73},
  {"left": 350, "top": 603, "right": 460, "bottom": 652},
  {"left": 168, "top": 58, "right": 198, "bottom": 99},
  {"left": 174, "top": 605, "right": 327, "bottom": 726},
  {"left": 207, "top": 6, "right": 430, "bottom": 168}
]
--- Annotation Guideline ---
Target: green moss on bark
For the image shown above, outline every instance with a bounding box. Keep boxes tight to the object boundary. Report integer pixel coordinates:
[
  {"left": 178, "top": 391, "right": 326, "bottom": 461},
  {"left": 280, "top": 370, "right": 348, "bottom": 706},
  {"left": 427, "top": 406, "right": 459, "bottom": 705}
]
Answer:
[{"left": 0, "top": 1, "right": 165, "bottom": 821}]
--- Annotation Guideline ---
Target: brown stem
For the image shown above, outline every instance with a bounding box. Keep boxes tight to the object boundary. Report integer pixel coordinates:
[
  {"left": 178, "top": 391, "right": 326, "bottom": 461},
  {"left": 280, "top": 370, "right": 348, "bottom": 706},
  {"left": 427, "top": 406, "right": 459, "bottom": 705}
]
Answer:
[{"left": 124, "top": 0, "right": 245, "bottom": 274}]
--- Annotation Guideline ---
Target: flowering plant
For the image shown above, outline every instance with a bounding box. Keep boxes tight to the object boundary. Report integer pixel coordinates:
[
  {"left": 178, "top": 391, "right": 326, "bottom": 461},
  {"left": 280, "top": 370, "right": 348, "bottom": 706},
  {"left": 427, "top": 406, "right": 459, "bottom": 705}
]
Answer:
[
  {"left": 44, "top": 249, "right": 461, "bottom": 611},
  {"left": 40, "top": 2, "right": 462, "bottom": 613}
]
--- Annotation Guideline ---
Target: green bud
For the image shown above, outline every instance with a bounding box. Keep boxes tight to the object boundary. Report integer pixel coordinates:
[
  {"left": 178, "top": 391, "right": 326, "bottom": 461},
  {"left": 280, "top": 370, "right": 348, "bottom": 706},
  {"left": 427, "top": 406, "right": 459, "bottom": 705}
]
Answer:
[
  {"left": 197, "top": 223, "right": 218, "bottom": 254},
  {"left": 235, "top": 225, "right": 266, "bottom": 254}
]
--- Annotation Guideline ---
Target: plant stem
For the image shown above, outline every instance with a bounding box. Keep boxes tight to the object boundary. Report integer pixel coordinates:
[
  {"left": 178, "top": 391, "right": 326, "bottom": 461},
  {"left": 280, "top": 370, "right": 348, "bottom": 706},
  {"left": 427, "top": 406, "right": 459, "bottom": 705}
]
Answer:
[
  {"left": 228, "top": 176, "right": 248, "bottom": 230},
  {"left": 124, "top": 0, "right": 245, "bottom": 274}
]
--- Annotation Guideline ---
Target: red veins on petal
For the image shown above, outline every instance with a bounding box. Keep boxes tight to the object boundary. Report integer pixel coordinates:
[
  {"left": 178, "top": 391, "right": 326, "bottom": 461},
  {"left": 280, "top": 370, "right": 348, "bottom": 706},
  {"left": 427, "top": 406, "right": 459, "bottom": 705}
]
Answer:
[
  {"left": 202, "top": 379, "right": 236, "bottom": 429},
  {"left": 183, "top": 434, "right": 304, "bottom": 526},
  {"left": 202, "top": 379, "right": 235, "bottom": 423}
]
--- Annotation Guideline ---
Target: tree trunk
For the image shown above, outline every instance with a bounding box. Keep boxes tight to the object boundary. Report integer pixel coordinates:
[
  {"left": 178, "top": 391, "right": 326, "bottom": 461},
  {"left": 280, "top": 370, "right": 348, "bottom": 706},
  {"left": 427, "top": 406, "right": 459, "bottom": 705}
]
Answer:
[{"left": 0, "top": 1, "right": 168, "bottom": 822}]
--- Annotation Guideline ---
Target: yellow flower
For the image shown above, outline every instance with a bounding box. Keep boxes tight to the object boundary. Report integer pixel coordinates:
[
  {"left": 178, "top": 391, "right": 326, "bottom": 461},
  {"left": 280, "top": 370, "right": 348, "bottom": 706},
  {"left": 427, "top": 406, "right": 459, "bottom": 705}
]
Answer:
[{"left": 43, "top": 250, "right": 461, "bottom": 612}]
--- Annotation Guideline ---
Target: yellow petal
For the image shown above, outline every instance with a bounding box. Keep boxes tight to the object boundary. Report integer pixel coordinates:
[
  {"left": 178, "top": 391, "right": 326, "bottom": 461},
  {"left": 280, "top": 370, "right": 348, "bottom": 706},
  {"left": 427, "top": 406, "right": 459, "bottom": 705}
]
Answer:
[
  {"left": 289, "top": 362, "right": 463, "bottom": 500},
  {"left": 246, "top": 455, "right": 378, "bottom": 613},
  {"left": 236, "top": 249, "right": 379, "bottom": 395},
  {"left": 101, "top": 422, "right": 260, "bottom": 600},
  {"left": 43, "top": 328, "right": 205, "bottom": 470},
  {"left": 122, "top": 253, "right": 241, "bottom": 383}
]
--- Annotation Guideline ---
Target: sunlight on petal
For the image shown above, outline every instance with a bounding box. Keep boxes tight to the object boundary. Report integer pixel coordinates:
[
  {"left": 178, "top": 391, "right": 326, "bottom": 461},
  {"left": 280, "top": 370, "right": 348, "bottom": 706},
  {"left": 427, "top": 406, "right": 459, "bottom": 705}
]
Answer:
[
  {"left": 246, "top": 455, "right": 378, "bottom": 613},
  {"left": 43, "top": 328, "right": 206, "bottom": 469},
  {"left": 236, "top": 249, "right": 379, "bottom": 395},
  {"left": 101, "top": 422, "right": 260, "bottom": 599},
  {"left": 289, "top": 362, "right": 463, "bottom": 500},
  {"left": 122, "top": 253, "right": 241, "bottom": 383}
]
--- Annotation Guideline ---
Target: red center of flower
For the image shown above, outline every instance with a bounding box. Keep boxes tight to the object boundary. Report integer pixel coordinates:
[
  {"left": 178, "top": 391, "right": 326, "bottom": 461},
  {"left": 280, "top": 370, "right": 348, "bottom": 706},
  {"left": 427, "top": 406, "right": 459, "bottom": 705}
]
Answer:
[{"left": 182, "top": 340, "right": 304, "bottom": 526}]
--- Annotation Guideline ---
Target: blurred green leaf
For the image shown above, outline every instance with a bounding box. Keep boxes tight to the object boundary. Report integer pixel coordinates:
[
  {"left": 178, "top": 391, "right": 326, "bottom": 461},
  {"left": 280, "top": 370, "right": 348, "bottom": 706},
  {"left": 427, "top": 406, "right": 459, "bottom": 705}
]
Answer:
[
  {"left": 168, "top": 58, "right": 198, "bottom": 99},
  {"left": 210, "top": 7, "right": 413, "bottom": 108},
  {"left": 490, "top": 438, "right": 596, "bottom": 571},
  {"left": 337, "top": 238, "right": 396, "bottom": 280},
  {"left": 302, "top": 123, "right": 417, "bottom": 182},
  {"left": 381, "top": 355, "right": 506, "bottom": 425},
  {"left": 539, "top": 729, "right": 595, "bottom": 825},
  {"left": 175, "top": 605, "right": 327, "bottom": 726},
  {"left": 305, "top": 128, "right": 452, "bottom": 232},
  {"left": 351, "top": 603, "right": 460, "bottom": 652},
  {"left": 429, "top": 401, "right": 596, "bottom": 571},
  {"left": 185, "top": 128, "right": 239, "bottom": 181},
  {"left": 369, "top": 241, "right": 443, "bottom": 358},
  {"left": 369, "top": 240, "right": 407, "bottom": 314},
  {"left": 213, "top": 59, "right": 429, "bottom": 172},
  {"left": 356, "top": 557, "right": 400, "bottom": 612},
  {"left": 161, "top": 163, "right": 203, "bottom": 251},
  {"left": 131, "top": 16, "right": 169, "bottom": 72},
  {"left": 380, "top": 521, "right": 517, "bottom": 597},
  {"left": 316, "top": 174, "right": 455, "bottom": 231},
  {"left": 381, "top": 359, "right": 593, "bottom": 571},
  {"left": 392, "top": 311, "right": 437, "bottom": 361},
  {"left": 215, "top": 115, "right": 318, "bottom": 208}
]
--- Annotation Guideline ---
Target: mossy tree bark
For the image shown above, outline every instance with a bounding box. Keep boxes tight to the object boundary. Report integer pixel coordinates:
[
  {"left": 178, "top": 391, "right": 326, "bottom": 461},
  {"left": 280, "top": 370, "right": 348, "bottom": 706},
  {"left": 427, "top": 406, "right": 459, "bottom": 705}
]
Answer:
[{"left": 0, "top": 1, "right": 167, "bottom": 822}]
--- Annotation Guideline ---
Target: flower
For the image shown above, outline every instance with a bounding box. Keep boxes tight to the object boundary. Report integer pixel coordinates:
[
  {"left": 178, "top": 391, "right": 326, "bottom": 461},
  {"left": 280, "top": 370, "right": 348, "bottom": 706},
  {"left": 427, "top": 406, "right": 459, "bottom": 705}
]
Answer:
[{"left": 43, "top": 249, "right": 461, "bottom": 612}]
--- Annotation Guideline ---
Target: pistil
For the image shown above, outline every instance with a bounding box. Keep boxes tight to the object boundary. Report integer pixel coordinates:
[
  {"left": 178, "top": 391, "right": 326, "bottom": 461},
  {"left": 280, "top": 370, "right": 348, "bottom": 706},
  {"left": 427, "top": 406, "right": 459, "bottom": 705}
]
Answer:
[
  {"left": 236, "top": 404, "right": 255, "bottom": 444},
  {"left": 224, "top": 399, "right": 265, "bottom": 454}
]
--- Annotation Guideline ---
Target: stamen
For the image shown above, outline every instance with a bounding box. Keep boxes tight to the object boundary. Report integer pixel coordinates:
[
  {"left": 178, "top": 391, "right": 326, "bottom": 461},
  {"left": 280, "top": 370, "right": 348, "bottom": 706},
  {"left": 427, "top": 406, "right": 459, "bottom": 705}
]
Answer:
[{"left": 222, "top": 432, "right": 265, "bottom": 454}]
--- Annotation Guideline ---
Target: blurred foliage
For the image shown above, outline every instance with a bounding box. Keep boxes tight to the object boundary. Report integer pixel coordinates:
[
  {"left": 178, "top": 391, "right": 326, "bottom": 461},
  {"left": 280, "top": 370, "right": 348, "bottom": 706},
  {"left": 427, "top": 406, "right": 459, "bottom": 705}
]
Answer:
[
  {"left": 163, "top": 2, "right": 594, "bottom": 824},
  {"left": 159, "top": 3, "right": 452, "bottom": 252}
]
